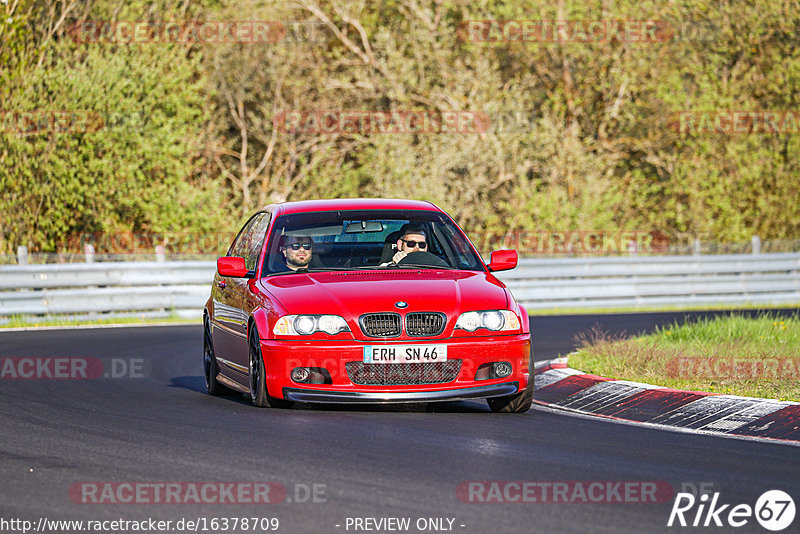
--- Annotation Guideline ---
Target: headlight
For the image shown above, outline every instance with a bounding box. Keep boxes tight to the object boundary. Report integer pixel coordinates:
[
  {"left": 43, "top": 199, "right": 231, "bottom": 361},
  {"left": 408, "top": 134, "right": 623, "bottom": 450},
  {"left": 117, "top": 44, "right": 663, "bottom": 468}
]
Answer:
[
  {"left": 273, "top": 315, "right": 350, "bottom": 336},
  {"left": 294, "top": 315, "right": 316, "bottom": 335},
  {"left": 455, "top": 310, "right": 520, "bottom": 332},
  {"left": 317, "top": 315, "right": 348, "bottom": 335},
  {"left": 482, "top": 311, "right": 505, "bottom": 330},
  {"left": 456, "top": 311, "right": 481, "bottom": 331}
]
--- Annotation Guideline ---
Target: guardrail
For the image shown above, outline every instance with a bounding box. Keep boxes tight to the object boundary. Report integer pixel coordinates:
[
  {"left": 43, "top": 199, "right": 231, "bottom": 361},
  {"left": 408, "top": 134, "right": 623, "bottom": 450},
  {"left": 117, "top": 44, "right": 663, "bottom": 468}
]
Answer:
[
  {"left": 500, "top": 253, "right": 800, "bottom": 309},
  {"left": 0, "top": 261, "right": 214, "bottom": 318},
  {"left": 0, "top": 253, "right": 798, "bottom": 319}
]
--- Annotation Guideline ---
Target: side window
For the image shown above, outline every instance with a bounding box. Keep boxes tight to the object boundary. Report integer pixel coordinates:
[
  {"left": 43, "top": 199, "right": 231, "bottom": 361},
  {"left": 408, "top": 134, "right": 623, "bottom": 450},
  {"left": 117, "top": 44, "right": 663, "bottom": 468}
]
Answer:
[
  {"left": 227, "top": 216, "right": 259, "bottom": 258},
  {"left": 243, "top": 213, "right": 271, "bottom": 271},
  {"left": 226, "top": 213, "right": 271, "bottom": 271}
]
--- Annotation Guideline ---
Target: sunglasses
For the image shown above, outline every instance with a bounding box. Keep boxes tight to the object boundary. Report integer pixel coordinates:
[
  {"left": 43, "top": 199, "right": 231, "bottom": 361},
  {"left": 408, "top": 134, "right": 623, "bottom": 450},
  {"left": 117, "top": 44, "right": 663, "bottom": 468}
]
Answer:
[
  {"left": 285, "top": 243, "right": 312, "bottom": 251},
  {"left": 401, "top": 239, "right": 427, "bottom": 249}
]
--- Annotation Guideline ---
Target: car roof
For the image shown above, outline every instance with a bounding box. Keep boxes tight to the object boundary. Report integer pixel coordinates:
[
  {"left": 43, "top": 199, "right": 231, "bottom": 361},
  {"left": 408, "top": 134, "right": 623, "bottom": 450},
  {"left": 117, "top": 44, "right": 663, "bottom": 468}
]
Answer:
[{"left": 265, "top": 198, "right": 442, "bottom": 216}]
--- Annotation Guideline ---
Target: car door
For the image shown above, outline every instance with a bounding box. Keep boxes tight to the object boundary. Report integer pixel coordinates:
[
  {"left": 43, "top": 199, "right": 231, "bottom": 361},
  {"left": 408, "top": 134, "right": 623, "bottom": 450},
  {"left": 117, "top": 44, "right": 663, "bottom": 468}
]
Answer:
[
  {"left": 224, "top": 212, "right": 272, "bottom": 374},
  {"left": 211, "top": 214, "right": 264, "bottom": 380}
]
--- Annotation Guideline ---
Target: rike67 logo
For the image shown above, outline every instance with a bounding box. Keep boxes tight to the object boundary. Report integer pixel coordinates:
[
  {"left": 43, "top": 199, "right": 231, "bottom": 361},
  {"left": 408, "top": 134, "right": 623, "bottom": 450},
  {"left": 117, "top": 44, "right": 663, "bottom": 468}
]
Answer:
[{"left": 668, "top": 490, "right": 795, "bottom": 531}]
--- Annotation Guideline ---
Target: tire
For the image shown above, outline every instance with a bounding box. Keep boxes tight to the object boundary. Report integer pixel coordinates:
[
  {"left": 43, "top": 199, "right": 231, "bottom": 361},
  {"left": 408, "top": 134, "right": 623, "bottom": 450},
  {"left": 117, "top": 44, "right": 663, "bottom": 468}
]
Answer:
[
  {"left": 248, "top": 323, "right": 294, "bottom": 409},
  {"left": 487, "top": 354, "right": 534, "bottom": 413},
  {"left": 204, "top": 316, "right": 235, "bottom": 396},
  {"left": 487, "top": 377, "right": 533, "bottom": 413}
]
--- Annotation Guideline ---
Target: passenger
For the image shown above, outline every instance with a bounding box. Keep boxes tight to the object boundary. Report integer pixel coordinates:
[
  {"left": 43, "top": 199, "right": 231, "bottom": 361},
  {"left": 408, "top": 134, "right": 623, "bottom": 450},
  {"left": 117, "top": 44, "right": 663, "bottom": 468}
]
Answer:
[{"left": 280, "top": 235, "right": 313, "bottom": 271}]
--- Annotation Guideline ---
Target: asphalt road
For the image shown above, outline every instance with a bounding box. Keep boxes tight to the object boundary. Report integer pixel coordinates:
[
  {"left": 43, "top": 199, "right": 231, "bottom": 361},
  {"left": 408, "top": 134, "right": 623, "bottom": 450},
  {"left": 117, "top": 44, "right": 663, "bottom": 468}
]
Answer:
[{"left": 1, "top": 310, "right": 799, "bottom": 534}]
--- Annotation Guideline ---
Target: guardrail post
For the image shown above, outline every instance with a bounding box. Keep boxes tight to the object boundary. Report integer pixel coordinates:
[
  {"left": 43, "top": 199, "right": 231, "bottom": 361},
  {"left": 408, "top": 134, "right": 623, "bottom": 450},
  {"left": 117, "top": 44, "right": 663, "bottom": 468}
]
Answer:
[
  {"left": 751, "top": 235, "right": 761, "bottom": 255},
  {"left": 155, "top": 244, "right": 166, "bottom": 262},
  {"left": 692, "top": 239, "right": 701, "bottom": 256},
  {"left": 16, "top": 246, "right": 28, "bottom": 265},
  {"left": 84, "top": 244, "right": 95, "bottom": 263},
  {"left": 627, "top": 238, "right": 638, "bottom": 256}
]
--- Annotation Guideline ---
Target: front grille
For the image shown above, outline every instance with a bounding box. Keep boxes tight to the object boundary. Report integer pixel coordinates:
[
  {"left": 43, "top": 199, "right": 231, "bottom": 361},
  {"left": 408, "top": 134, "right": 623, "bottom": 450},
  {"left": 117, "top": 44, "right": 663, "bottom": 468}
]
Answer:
[
  {"left": 360, "top": 313, "right": 401, "bottom": 337},
  {"left": 405, "top": 312, "right": 446, "bottom": 336},
  {"left": 346, "top": 360, "right": 462, "bottom": 385}
]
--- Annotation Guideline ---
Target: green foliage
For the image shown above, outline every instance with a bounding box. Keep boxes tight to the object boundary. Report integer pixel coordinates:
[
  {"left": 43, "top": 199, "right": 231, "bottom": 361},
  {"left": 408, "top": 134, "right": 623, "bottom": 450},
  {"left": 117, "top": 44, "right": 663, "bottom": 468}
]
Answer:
[
  {"left": 1, "top": 1, "right": 226, "bottom": 253},
  {"left": 2, "top": 0, "right": 799, "bottom": 253}
]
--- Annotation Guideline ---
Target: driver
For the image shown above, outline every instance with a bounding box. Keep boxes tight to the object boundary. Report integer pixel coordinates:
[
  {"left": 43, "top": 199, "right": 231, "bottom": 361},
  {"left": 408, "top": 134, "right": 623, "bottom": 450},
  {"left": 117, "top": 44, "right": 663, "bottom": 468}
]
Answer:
[
  {"left": 388, "top": 223, "right": 428, "bottom": 264},
  {"left": 280, "top": 235, "right": 313, "bottom": 271}
]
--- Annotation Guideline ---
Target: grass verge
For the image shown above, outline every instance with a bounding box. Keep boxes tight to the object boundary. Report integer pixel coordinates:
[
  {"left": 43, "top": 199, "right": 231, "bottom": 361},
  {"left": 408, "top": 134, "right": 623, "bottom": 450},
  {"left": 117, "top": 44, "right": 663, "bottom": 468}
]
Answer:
[
  {"left": 0, "top": 313, "right": 198, "bottom": 329},
  {"left": 568, "top": 312, "right": 800, "bottom": 401}
]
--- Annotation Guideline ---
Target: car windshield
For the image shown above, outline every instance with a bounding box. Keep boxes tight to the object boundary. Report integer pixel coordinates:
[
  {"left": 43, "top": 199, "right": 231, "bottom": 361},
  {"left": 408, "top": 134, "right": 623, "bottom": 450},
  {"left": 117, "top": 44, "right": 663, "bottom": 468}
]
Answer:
[{"left": 262, "top": 209, "right": 485, "bottom": 275}]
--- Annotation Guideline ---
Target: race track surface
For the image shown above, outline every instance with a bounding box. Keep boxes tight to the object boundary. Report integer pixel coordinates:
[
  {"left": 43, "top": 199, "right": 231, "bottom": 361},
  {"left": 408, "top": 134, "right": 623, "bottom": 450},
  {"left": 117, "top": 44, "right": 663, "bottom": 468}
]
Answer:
[{"left": 1, "top": 310, "right": 799, "bottom": 533}]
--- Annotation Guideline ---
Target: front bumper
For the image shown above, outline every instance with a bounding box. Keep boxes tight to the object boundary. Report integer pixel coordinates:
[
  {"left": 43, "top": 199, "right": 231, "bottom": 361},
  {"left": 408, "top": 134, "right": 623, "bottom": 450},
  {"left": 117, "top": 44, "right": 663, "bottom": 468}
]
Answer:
[
  {"left": 260, "top": 333, "right": 531, "bottom": 401},
  {"left": 284, "top": 382, "right": 520, "bottom": 404}
]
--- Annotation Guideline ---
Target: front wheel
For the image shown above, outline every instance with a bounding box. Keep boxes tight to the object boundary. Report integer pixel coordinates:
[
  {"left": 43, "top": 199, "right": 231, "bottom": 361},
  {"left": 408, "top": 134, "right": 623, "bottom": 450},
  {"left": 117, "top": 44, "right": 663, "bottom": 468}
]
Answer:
[
  {"left": 248, "top": 324, "right": 294, "bottom": 409},
  {"left": 487, "top": 378, "right": 533, "bottom": 413}
]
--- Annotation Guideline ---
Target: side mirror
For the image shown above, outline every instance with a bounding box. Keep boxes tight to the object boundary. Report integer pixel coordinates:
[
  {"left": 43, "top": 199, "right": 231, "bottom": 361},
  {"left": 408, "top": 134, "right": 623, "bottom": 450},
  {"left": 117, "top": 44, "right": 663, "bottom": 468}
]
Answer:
[
  {"left": 488, "top": 249, "right": 518, "bottom": 272},
  {"left": 217, "top": 256, "right": 248, "bottom": 278}
]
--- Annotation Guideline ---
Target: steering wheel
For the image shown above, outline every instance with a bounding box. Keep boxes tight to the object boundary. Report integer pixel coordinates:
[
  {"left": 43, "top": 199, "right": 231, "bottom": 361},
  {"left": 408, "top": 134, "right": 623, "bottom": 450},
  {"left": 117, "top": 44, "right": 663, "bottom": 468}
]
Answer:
[{"left": 397, "top": 251, "right": 449, "bottom": 268}]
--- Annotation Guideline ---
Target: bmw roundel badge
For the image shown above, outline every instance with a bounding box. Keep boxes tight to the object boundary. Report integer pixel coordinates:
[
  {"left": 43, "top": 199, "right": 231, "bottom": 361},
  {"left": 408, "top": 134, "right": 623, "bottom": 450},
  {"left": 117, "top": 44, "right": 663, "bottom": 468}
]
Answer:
[{"left": 395, "top": 301, "right": 409, "bottom": 309}]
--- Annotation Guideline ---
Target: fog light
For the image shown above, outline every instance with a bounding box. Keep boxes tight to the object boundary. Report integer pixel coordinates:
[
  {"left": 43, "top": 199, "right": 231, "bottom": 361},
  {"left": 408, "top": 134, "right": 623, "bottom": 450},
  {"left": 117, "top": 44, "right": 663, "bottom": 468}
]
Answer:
[
  {"left": 291, "top": 367, "right": 332, "bottom": 384},
  {"left": 493, "top": 362, "right": 512, "bottom": 378},
  {"left": 291, "top": 368, "right": 311, "bottom": 382},
  {"left": 475, "top": 362, "right": 513, "bottom": 380}
]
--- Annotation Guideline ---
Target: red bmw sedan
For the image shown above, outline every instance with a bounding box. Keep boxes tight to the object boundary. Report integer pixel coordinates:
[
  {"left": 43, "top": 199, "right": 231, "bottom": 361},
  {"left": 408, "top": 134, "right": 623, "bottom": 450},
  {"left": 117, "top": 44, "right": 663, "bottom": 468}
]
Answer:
[{"left": 203, "top": 199, "right": 532, "bottom": 412}]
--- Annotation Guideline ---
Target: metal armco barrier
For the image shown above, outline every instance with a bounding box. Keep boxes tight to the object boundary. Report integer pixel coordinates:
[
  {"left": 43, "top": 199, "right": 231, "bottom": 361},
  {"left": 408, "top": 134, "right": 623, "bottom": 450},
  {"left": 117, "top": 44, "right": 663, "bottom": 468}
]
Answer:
[
  {"left": 0, "top": 253, "right": 798, "bottom": 317},
  {"left": 0, "top": 261, "right": 214, "bottom": 317},
  {"left": 499, "top": 253, "right": 800, "bottom": 309}
]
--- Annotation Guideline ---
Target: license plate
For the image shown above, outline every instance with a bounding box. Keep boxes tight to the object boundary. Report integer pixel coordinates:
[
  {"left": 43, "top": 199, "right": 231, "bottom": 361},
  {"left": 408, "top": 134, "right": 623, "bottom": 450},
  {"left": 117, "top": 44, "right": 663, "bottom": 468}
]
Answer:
[{"left": 363, "top": 344, "right": 448, "bottom": 364}]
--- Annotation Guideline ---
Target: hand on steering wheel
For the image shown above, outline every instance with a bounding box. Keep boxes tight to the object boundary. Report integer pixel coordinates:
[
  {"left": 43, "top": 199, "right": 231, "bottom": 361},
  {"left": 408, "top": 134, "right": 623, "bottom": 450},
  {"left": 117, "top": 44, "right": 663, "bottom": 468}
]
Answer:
[{"left": 391, "top": 250, "right": 408, "bottom": 264}]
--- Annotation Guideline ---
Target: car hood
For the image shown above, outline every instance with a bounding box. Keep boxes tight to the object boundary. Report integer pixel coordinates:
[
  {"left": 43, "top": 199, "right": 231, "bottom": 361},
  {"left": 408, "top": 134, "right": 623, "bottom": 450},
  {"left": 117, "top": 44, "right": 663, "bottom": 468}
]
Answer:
[{"left": 260, "top": 270, "right": 509, "bottom": 320}]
